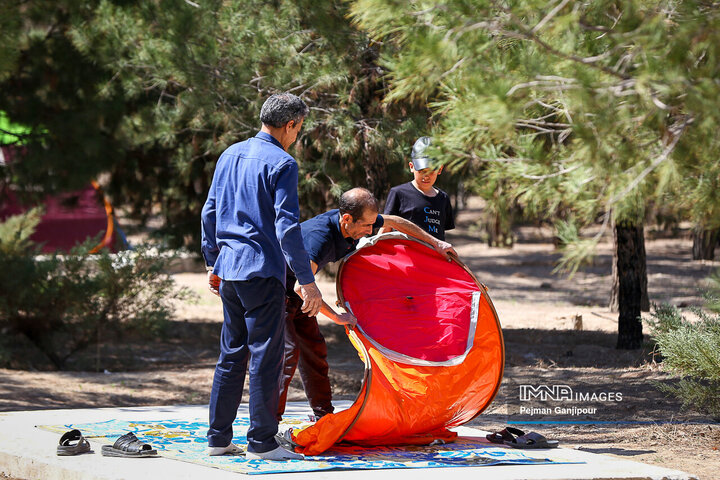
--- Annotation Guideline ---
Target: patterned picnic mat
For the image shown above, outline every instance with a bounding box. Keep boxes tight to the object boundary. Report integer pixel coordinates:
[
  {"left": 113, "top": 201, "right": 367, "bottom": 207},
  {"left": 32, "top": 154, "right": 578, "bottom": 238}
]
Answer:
[{"left": 39, "top": 416, "right": 579, "bottom": 474}]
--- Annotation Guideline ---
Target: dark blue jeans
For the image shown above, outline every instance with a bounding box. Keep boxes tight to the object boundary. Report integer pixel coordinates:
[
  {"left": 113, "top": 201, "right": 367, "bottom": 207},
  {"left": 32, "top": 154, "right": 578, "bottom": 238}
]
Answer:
[{"left": 207, "top": 277, "right": 285, "bottom": 453}]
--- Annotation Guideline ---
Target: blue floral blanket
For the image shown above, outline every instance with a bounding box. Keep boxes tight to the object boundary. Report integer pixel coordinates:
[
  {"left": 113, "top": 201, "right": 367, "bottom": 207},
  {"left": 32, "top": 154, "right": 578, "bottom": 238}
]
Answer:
[{"left": 39, "top": 416, "right": 579, "bottom": 474}]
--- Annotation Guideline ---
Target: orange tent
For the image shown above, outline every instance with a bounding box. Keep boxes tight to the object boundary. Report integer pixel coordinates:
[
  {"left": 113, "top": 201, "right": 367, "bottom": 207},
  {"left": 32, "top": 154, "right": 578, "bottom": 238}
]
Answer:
[{"left": 292, "top": 233, "right": 504, "bottom": 455}]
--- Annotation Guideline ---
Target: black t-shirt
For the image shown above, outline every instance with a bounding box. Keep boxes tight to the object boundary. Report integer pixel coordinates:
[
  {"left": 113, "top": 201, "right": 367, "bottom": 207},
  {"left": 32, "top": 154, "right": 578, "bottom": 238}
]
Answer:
[
  {"left": 285, "top": 209, "right": 384, "bottom": 293},
  {"left": 383, "top": 182, "right": 454, "bottom": 240}
]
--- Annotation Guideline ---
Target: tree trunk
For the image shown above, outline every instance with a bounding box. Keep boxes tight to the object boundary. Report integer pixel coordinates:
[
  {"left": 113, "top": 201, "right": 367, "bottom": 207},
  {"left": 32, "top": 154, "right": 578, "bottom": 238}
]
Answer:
[
  {"left": 615, "top": 222, "right": 646, "bottom": 350},
  {"left": 20, "top": 330, "right": 64, "bottom": 370},
  {"left": 486, "top": 211, "right": 514, "bottom": 248},
  {"left": 486, "top": 184, "right": 514, "bottom": 248},
  {"left": 692, "top": 227, "right": 719, "bottom": 261},
  {"left": 610, "top": 222, "right": 649, "bottom": 312}
]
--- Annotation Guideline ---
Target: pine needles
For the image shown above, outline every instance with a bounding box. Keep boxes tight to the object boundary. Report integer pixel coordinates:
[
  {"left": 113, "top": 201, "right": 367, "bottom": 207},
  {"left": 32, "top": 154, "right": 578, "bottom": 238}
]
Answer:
[{"left": 647, "top": 301, "right": 720, "bottom": 420}]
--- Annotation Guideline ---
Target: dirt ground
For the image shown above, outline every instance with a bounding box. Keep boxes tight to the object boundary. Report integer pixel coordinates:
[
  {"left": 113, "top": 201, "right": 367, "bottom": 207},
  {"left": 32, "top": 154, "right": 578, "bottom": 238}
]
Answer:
[{"left": 1, "top": 202, "right": 719, "bottom": 479}]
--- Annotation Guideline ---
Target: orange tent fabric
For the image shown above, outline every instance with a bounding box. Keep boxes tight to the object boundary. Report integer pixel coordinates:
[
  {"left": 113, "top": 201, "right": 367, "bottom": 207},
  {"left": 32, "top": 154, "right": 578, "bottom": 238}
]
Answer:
[{"left": 292, "top": 234, "right": 504, "bottom": 455}]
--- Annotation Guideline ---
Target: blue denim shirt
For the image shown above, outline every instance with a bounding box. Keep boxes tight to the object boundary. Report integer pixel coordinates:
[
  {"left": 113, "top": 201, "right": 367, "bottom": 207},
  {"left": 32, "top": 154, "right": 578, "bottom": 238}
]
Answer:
[
  {"left": 200, "top": 131, "right": 314, "bottom": 286},
  {"left": 285, "top": 209, "right": 384, "bottom": 290}
]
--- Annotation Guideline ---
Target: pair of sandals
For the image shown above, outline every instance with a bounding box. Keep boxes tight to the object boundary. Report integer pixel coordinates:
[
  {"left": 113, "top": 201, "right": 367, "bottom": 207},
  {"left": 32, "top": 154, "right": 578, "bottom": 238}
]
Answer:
[
  {"left": 485, "top": 426, "right": 559, "bottom": 449},
  {"left": 57, "top": 430, "right": 157, "bottom": 458}
]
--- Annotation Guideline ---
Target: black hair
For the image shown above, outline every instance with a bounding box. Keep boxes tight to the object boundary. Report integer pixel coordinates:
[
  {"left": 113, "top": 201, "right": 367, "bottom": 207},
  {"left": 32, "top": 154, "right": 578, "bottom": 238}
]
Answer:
[{"left": 339, "top": 188, "right": 378, "bottom": 221}]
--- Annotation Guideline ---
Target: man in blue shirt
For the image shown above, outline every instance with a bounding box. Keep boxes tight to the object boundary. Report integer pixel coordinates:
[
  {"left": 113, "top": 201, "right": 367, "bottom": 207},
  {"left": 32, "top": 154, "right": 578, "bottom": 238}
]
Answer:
[
  {"left": 201, "top": 93, "right": 321, "bottom": 460},
  {"left": 277, "top": 187, "right": 456, "bottom": 423}
]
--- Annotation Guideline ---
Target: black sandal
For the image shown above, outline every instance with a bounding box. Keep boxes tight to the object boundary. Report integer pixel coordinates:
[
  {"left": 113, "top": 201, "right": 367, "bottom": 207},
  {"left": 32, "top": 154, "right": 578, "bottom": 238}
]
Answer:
[
  {"left": 101, "top": 432, "right": 157, "bottom": 457},
  {"left": 485, "top": 426, "right": 525, "bottom": 444},
  {"left": 504, "top": 431, "right": 559, "bottom": 449},
  {"left": 57, "top": 429, "right": 92, "bottom": 456}
]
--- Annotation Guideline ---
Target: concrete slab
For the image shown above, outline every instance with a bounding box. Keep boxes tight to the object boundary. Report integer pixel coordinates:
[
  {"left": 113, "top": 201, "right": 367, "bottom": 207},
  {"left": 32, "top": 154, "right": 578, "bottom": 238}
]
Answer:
[{"left": 0, "top": 402, "right": 697, "bottom": 480}]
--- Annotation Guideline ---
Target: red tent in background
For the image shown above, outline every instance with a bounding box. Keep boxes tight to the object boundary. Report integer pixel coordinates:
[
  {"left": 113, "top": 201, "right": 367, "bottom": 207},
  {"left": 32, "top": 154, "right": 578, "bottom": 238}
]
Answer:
[
  {"left": 0, "top": 145, "right": 125, "bottom": 253},
  {"left": 292, "top": 233, "right": 504, "bottom": 455}
]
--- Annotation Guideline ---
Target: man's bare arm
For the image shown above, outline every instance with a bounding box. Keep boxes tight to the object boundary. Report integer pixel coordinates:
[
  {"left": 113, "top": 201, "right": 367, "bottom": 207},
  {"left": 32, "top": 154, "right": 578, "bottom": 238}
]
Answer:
[
  {"left": 296, "top": 260, "right": 357, "bottom": 327},
  {"left": 381, "top": 214, "right": 457, "bottom": 260}
]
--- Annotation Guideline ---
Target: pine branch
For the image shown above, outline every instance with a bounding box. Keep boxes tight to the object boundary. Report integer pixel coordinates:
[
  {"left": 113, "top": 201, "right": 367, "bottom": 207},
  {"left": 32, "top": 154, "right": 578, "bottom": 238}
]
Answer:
[
  {"left": 520, "top": 165, "right": 579, "bottom": 180},
  {"left": 607, "top": 117, "right": 690, "bottom": 207},
  {"left": 0, "top": 127, "right": 32, "bottom": 141},
  {"left": 494, "top": 4, "right": 632, "bottom": 81},
  {"left": 517, "top": 119, "right": 571, "bottom": 128},
  {"left": 410, "top": 5, "right": 448, "bottom": 17},
  {"left": 531, "top": 0, "right": 572, "bottom": 34},
  {"left": 507, "top": 78, "right": 578, "bottom": 96},
  {"left": 592, "top": 117, "right": 691, "bottom": 241},
  {"left": 439, "top": 57, "right": 467, "bottom": 80}
]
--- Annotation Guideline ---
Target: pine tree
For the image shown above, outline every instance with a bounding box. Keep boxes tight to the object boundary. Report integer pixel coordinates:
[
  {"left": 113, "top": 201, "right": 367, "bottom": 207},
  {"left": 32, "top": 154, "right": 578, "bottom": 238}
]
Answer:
[
  {"left": 79, "top": 0, "right": 440, "bottom": 243},
  {"left": 349, "top": 0, "right": 720, "bottom": 349},
  {"left": 2, "top": 1, "right": 440, "bottom": 247},
  {"left": 0, "top": 0, "right": 144, "bottom": 196}
]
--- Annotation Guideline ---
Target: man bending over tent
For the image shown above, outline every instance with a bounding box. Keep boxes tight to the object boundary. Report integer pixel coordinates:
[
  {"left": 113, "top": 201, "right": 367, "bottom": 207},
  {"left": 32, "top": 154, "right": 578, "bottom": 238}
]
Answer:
[{"left": 278, "top": 187, "right": 456, "bottom": 422}]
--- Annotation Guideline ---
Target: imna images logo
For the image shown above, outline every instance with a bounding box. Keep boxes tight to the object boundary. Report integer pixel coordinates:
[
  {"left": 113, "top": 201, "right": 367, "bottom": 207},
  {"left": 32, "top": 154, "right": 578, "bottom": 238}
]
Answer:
[
  {"left": 519, "top": 384, "right": 622, "bottom": 402},
  {"left": 519, "top": 384, "right": 572, "bottom": 401}
]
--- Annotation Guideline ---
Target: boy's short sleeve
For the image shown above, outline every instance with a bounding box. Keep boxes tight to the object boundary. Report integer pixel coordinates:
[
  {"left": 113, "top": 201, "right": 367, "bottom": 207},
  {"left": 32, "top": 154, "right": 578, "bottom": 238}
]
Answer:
[
  {"left": 373, "top": 214, "right": 384, "bottom": 229},
  {"left": 384, "top": 187, "right": 400, "bottom": 215}
]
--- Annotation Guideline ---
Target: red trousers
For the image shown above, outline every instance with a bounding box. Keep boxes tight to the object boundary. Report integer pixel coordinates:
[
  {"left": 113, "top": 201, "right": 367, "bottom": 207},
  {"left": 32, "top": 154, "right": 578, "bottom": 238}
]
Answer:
[{"left": 277, "top": 292, "right": 334, "bottom": 421}]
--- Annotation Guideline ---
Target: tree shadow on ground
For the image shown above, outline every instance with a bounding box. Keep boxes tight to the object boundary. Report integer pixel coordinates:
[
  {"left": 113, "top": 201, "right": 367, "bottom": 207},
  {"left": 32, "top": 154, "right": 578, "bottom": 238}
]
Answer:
[
  {"left": 576, "top": 447, "right": 657, "bottom": 456},
  {"left": 502, "top": 328, "right": 654, "bottom": 369},
  {"left": 1, "top": 318, "right": 222, "bottom": 372},
  {"left": 0, "top": 368, "right": 211, "bottom": 412},
  {"left": 447, "top": 231, "right": 715, "bottom": 307}
]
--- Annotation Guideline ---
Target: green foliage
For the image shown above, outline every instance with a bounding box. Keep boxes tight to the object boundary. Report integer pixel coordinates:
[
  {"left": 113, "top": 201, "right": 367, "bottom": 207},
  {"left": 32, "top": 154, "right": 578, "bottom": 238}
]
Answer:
[
  {"left": 6, "top": 0, "right": 716, "bottom": 257},
  {"left": 1, "top": 1, "right": 444, "bottom": 249},
  {"left": 0, "top": 211, "right": 193, "bottom": 370},
  {"left": 0, "top": 206, "right": 43, "bottom": 254},
  {"left": 0, "top": 111, "right": 31, "bottom": 145},
  {"left": 0, "top": 1, "right": 144, "bottom": 195},
  {"left": 350, "top": 0, "right": 720, "bottom": 268},
  {"left": 647, "top": 304, "right": 720, "bottom": 419},
  {"left": 554, "top": 220, "right": 599, "bottom": 276},
  {"left": 706, "top": 270, "right": 720, "bottom": 314}
]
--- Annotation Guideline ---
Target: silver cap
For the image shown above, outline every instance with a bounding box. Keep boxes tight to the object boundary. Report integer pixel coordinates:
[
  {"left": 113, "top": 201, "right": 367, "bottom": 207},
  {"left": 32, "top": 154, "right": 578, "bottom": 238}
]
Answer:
[{"left": 410, "top": 136, "right": 433, "bottom": 170}]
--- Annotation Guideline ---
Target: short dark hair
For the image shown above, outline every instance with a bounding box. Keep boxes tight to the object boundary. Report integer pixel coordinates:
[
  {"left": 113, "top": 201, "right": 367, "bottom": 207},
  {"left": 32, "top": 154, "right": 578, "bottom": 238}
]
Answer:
[
  {"left": 339, "top": 187, "right": 379, "bottom": 221},
  {"left": 260, "top": 93, "right": 309, "bottom": 128}
]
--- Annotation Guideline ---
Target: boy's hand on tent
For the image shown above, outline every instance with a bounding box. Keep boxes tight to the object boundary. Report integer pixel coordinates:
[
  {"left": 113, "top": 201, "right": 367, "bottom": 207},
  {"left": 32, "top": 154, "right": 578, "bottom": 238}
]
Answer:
[
  {"left": 434, "top": 240, "right": 457, "bottom": 261},
  {"left": 208, "top": 271, "right": 221, "bottom": 297},
  {"left": 334, "top": 312, "right": 357, "bottom": 327}
]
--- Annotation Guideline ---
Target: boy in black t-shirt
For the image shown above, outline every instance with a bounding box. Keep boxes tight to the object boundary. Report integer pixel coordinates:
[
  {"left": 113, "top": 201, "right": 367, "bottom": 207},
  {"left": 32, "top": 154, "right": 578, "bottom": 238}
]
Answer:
[{"left": 382, "top": 136, "right": 454, "bottom": 240}]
